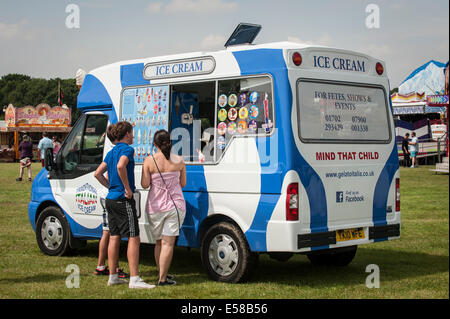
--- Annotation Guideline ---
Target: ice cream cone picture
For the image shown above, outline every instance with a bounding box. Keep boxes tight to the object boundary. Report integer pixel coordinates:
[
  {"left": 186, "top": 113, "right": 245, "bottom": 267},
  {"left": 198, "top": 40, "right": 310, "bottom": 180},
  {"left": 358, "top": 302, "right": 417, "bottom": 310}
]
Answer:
[
  {"left": 239, "top": 93, "right": 247, "bottom": 106},
  {"left": 218, "top": 94, "right": 227, "bottom": 107},
  {"left": 218, "top": 122, "right": 227, "bottom": 135},
  {"left": 218, "top": 109, "right": 227, "bottom": 121},
  {"left": 249, "top": 105, "right": 259, "bottom": 119},
  {"left": 228, "top": 94, "right": 237, "bottom": 107},
  {"left": 228, "top": 108, "right": 237, "bottom": 121},
  {"left": 250, "top": 92, "right": 259, "bottom": 103},
  {"left": 227, "top": 121, "right": 236, "bottom": 134},
  {"left": 217, "top": 136, "right": 226, "bottom": 150},
  {"left": 239, "top": 106, "right": 248, "bottom": 119},
  {"left": 237, "top": 120, "right": 247, "bottom": 134}
]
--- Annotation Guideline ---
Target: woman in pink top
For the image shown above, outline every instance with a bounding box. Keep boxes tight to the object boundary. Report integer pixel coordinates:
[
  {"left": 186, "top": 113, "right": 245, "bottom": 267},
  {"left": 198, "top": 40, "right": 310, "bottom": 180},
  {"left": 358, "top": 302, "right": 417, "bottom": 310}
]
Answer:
[{"left": 141, "top": 130, "right": 186, "bottom": 286}]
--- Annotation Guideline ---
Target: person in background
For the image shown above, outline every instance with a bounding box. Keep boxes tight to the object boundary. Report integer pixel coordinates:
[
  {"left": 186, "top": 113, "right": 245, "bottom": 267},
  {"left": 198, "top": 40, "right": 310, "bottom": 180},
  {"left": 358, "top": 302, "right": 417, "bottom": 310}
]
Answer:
[
  {"left": 52, "top": 136, "right": 62, "bottom": 155},
  {"left": 94, "top": 121, "right": 154, "bottom": 289},
  {"left": 409, "top": 132, "right": 419, "bottom": 168},
  {"left": 141, "top": 129, "right": 187, "bottom": 286},
  {"left": 94, "top": 124, "right": 129, "bottom": 280},
  {"left": 38, "top": 132, "right": 53, "bottom": 167},
  {"left": 16, "top": 135, "right": 33, "bottom": 182},
  {"left": 402, "top": 132, "right": 410, "bottom": 167}
]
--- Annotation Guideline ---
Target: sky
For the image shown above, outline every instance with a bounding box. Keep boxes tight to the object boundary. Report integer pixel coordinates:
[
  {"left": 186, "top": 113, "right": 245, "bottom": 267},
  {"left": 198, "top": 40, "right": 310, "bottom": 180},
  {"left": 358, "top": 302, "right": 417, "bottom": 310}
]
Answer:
[{"left": 0, "top": 0, "right": 448, "bottom": 88}]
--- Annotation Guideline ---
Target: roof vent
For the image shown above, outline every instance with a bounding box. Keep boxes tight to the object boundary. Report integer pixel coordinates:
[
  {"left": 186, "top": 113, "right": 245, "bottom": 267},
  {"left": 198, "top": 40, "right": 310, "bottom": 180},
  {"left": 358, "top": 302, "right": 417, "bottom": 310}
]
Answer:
[{"left": 224, "top": 23, "right": 262, "bottom": 48}]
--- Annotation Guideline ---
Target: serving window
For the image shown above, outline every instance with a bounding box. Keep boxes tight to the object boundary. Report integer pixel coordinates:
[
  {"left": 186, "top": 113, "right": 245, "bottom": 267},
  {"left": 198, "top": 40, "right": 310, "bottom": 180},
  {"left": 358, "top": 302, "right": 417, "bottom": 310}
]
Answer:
[
  {"left": 170, "top": 81, "right": 216, "bottom": 163},
  {"left": 120, "top": 75, "right": 274, "bottom": 164}
]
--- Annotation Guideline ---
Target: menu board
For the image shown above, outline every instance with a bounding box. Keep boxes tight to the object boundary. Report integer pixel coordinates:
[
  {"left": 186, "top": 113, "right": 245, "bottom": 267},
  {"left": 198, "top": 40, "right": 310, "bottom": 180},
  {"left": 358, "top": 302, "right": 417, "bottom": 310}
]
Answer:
[
  {"left": 297, "top": 81, "right": 390, "bottom": 142},
  {"left": 121, "top": 85, "right": 169, "bottom": 163}
]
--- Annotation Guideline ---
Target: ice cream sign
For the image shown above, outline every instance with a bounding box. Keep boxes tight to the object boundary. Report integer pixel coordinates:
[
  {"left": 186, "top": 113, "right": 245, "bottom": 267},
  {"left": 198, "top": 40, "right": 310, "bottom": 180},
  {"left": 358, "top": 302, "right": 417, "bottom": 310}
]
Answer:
[
  {"left": 75, "top": 183, "right": 98, "bottom": 214},
  {"left": 306, "top": 51, "right": 369, "bottom": 73},
  {"left": 143, "top": 56, "right": 215, "bottom": 80}
]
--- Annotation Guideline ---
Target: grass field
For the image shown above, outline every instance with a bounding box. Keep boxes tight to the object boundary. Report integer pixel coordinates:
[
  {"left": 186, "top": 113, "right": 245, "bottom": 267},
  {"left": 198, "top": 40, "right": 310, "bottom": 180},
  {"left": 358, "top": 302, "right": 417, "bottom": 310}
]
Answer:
[{"left": 0, "top": 162, "right": 448, "bottom": 299}]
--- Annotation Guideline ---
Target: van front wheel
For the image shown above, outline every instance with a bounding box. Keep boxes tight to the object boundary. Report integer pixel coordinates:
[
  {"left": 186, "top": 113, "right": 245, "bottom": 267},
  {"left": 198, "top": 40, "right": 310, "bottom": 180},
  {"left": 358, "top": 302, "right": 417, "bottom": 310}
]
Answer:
[
  {"left": 201, "top": 222, "right": 258, "bottom": 283},
  {"left": 36, "top": 206, "right": 71, "bottom": 256}
]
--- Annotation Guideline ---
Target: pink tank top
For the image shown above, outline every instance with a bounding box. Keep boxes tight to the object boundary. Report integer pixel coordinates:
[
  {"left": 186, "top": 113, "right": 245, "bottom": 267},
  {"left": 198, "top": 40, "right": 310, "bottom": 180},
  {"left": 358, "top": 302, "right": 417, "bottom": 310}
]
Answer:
[{"left": 146, "top": 170, "right": 186, "bottom": 214}]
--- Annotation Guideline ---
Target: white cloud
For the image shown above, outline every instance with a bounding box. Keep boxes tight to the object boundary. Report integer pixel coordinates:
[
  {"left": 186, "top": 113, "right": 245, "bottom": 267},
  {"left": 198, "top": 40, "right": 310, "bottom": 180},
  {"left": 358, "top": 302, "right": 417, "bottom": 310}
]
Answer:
[
  {"left": 357, "top": 43, "right": 391, "bottom": 59},
  {"left": 0, "top": 21, "right": 22, "bottom": 39},
  {"left": 78, "top": 0, "right": 113, "bottom": 9},
  {"left": 147, "top": 2, "right": 164, "bottom": 14},
  {"left": 200, "top": 34, "right": 226, "bottom": 50},
  {"left": 287, "top": 33, "right": 333, "bottom": 47},
  {"left": 147, "top": 0, "right": 238, "bottom": 14}
]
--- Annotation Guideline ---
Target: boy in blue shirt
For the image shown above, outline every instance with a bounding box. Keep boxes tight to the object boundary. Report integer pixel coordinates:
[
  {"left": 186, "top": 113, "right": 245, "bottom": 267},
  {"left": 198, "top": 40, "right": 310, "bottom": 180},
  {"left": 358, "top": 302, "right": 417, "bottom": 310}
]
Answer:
[
  {"left": 95, "top": 121, "right": 154, "bottom": 289},
  {"left": 94, "top": 124, "right": 129, "bottom": 279}
]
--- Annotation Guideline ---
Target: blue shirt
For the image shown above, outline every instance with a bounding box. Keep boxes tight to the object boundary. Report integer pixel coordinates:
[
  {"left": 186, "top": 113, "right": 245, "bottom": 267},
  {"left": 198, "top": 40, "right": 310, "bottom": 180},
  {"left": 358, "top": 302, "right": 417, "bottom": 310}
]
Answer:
[{"left": 104, "top": 142, "right": 135, "bottom": 200}]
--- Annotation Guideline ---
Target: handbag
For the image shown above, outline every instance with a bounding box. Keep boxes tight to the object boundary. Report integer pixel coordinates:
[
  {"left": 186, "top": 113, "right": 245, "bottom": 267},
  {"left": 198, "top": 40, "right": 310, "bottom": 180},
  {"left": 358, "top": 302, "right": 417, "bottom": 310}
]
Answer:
[{"left": 151, "top": 155, "right": 181, "bottom": 231}]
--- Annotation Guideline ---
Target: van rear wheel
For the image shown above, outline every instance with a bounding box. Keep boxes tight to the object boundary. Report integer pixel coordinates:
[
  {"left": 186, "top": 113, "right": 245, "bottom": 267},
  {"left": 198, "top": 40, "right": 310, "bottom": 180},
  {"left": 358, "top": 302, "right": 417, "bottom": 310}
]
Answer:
[
  {"left": 36, "top": 206, "right": 72, "bottom": 256},
  {"left": 307, "top": 246, "right": 357, "bottom": 266},
  {"left": 201, "top": 222, "right": 258, "bottom": 283}
]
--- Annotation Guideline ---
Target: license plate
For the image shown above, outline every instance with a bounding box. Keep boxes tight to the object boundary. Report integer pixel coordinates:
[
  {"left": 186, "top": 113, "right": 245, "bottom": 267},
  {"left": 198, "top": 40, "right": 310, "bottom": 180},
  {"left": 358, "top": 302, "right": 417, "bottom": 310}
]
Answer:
[{"left": 336, "top": 228, "right": 365, "bottom": 242}]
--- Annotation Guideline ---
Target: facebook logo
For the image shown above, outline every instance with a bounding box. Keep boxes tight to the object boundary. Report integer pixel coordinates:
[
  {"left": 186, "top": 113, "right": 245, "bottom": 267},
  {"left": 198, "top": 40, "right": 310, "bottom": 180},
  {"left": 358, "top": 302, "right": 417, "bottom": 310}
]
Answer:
[{"left": 336, "top": 191, "right": 344, "bottom": 203}]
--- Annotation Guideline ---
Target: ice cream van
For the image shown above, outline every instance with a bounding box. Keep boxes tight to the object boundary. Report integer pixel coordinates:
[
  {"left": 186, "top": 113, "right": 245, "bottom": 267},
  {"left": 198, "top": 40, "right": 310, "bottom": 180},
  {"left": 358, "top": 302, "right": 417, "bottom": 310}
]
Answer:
[{"left": 29, "top": 25, "right": 400, "bottom": 283}]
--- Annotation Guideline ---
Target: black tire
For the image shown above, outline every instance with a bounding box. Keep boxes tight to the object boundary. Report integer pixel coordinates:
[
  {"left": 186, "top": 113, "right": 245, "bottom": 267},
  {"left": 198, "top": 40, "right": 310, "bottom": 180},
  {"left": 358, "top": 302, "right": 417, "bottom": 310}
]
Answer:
[
  {"left": 307, "top": 246, "right": 357, "bottom": 267},
  {"left": 201, "top": 222, "right": 258, "bottom": 283},
  {"left": 36, "top": 206, "right": 72, "bottom": 256}
]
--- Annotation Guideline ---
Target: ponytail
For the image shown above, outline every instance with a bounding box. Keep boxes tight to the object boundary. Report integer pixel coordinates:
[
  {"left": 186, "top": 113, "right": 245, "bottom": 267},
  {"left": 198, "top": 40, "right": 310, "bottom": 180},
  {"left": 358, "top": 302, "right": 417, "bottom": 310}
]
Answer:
[{"left": 153, "top": 130, "right": 171, "bottom": 160}]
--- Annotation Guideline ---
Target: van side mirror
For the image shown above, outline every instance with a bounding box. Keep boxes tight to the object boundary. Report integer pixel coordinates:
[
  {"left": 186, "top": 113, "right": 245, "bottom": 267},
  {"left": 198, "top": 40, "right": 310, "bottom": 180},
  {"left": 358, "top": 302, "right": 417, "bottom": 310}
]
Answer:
[{"left": 44, "top": 148, "right": 55, "bottom": 171}]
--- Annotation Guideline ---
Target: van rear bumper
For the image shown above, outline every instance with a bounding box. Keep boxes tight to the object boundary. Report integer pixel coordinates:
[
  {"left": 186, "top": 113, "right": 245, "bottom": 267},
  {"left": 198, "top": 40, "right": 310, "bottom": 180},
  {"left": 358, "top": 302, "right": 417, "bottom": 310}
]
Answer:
[{"left": 297, "top": 223, "right": 400, "bottom": 249}]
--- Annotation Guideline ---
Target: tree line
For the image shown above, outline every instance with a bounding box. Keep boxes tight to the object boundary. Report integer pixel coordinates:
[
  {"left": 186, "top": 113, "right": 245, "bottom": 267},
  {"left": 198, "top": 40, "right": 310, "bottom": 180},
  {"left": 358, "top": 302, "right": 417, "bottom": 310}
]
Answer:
[{"left": 0, "top": 74, "right": 82, "bottom": 124}]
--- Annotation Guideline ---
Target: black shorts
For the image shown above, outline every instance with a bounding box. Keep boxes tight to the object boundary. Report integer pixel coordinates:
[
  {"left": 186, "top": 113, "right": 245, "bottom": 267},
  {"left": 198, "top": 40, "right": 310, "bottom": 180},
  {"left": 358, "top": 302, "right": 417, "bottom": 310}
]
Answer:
[{"left": 105, "top": 198, "right": 139, "bottom": 238}]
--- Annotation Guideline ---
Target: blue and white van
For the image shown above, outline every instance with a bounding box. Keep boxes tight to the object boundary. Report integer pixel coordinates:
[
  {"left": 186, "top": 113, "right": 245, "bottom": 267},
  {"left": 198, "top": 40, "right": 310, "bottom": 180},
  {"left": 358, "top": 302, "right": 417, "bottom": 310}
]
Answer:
[{"left": 29, "top": 40, "right": 400, "bottom": 283}]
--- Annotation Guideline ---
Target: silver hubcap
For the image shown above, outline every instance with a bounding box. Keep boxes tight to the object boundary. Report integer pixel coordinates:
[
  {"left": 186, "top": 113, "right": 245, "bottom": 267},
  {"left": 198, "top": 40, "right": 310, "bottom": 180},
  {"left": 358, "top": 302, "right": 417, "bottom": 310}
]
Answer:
[
  {"left": 208, "top": 234, "right": 239, "bottom": 276},
  {"left": 41, "top": 216, "right": 63, "bottom": 250}
]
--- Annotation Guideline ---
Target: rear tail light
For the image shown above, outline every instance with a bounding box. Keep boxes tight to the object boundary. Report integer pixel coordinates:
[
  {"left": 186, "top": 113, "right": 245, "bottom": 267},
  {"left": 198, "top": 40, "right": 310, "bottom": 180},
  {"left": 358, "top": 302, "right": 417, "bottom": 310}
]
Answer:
[
  {"left": 286, "top": 183, "right": 299, "bottom": 221},
  {"left": 395, "top": 178, "right": 400, "bottom": 212},
  {"left": 376, "top": 62, "right": 384, "bottom": 75},
  {"left": 292, "top": 52, "right": 302, "bottom": 66}
]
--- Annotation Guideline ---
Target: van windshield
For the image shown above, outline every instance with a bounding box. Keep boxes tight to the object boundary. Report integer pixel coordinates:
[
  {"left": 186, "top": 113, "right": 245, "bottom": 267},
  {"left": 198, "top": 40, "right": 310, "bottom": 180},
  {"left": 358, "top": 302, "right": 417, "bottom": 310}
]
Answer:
[{"left": 296, "top": 80, "right": 391, "bottom": 143}]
